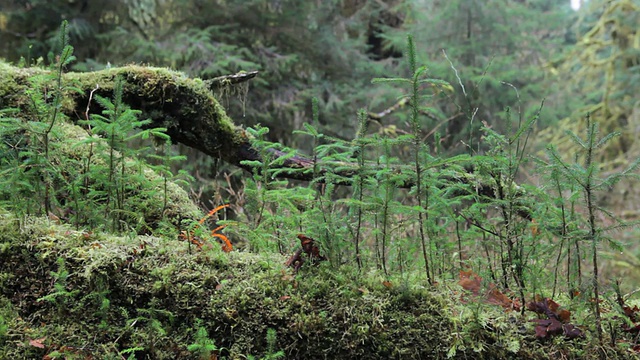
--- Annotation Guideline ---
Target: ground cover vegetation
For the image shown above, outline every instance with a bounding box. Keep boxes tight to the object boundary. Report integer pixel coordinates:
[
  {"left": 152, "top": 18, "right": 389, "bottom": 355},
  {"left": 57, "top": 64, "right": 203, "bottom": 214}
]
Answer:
[{"left": 1, "top": 0, "right": 640, "bottom": 359}]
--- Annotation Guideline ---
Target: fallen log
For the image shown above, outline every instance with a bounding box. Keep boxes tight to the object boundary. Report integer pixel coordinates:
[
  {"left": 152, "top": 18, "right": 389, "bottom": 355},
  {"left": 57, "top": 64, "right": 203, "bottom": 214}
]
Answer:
[{"left": 0, "top": 62, "right": 532, "bottom": 220}]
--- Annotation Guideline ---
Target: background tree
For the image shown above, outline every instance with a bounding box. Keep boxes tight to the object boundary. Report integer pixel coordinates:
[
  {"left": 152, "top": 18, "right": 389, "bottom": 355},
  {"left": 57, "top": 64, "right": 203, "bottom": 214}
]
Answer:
[
  {"left": 374, "top": 0, "right": 576, "bottom": 153},
  {"left": 539, "top": 0, "right": 640, "bottom": 164}
]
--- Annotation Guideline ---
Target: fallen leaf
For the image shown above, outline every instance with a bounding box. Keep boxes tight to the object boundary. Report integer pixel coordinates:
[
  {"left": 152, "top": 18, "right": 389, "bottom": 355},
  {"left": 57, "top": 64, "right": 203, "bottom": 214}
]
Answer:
[
  {"left": 458, "top": 270, "right": 481, "bottom": 296},
  {"left": 29, "top": 337, "right": 46, "bottom": 348},
  {"left": 486, "top": 287, "right": 514, "bottom": 309},
  {"left": 48, "top": 212, "right": 61, "bottom": 224},
  {"left": 531, "top": 219, "right": 539, "bottom": 236}
]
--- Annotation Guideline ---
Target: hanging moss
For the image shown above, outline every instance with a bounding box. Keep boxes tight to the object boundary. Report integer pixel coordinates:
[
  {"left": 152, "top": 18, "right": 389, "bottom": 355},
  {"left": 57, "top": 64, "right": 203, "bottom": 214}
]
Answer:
[{"left": 537, "top": 0, "right": 640, "bottom": 167}]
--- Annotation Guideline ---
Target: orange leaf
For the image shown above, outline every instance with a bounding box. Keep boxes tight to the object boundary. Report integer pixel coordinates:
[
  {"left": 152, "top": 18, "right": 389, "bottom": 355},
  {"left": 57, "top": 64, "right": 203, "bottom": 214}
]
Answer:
[
  {"left": 459, "top": 270, "right": 481, "bottom": 296},
  {"left": 557, "top": 309, "right": 571, "bottom": 322},
  {"left": 212, "top": 233, "right": 232, "bottom": 252},
  {"left": 211, "top": 225, "right": 226, "bottom": 233},
  {"left": 486, "top": 287, "right": 513, "bottom": 309},
  {"left": 382, "top": 281, "right": 393, "bottom": 289},
  {"left": 199, "top": 204, "right": 230, "bottom": 224},
  {"left": 546, "top": 298, "right": 560, "bottom": 312},
  {"left": 531, "top": 219, "right": 540, "bottom": 236}
]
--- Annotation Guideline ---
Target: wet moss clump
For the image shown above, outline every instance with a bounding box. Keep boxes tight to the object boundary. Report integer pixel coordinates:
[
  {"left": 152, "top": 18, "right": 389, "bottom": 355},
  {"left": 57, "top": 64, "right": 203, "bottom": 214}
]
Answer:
[{"left": 0, "top": 212, "right": 446, "bottom": 359}]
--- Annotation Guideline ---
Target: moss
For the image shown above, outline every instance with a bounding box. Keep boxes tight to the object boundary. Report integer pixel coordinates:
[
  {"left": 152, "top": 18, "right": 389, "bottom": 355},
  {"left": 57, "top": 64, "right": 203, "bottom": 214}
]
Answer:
[
  {"left": 28, "top": 120, "right": 202, "bottom": 232},
  {"left": 0, "top": 212, "right": 633, "bottom": 359},
  {"left": 1, "top": 61, "right": 251, "bottom": 168},
  {"left": 0, "top": 60, "right": 635, "bottom": 360},
  {"left": 0, "top": 212, "right": 630, "bottom": 359}
]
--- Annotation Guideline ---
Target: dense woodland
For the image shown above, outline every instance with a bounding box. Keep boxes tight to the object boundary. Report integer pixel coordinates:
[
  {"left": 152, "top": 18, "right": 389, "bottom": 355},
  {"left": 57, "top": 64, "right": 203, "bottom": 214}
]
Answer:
[{"left": 1, "top": 0, "right": 640, "bottom": 359}]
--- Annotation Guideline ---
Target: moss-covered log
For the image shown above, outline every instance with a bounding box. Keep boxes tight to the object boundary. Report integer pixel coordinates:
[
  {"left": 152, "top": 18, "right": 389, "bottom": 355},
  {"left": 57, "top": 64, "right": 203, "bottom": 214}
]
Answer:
[
  {"left": 0, "top": 62, "right": 252, "bottom": 168},
  {"left": 0, "top": 62, "right": 337, "bottom": 182},
  {"left": 0, "top": 62, "right": 534, "bottom": 220}
]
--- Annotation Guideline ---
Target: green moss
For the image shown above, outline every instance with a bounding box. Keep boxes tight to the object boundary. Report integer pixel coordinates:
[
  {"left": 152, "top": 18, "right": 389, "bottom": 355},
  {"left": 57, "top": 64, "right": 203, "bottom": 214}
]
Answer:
[
  {"left": 33, "top": 121, "right": 202, "bottom": 231},
  {"left": 0, "top": 213, "right": 632, "bottom": 359}
]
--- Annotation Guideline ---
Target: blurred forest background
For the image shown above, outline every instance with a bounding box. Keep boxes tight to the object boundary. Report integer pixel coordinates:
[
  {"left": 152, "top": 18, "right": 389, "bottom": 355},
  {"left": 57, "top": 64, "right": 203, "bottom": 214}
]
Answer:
[{"left": 0, "top": 0, "right": 638, "bottom": 234}]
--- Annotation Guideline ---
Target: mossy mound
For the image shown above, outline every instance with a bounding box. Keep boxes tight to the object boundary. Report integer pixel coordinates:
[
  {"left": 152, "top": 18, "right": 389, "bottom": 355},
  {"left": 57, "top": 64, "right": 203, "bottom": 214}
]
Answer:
[
  {"left": 0, "top": 209, "right": 632, "bottom": 360},
  {"left": 0, "top": 116, "right": 202, "bottom": 233}
]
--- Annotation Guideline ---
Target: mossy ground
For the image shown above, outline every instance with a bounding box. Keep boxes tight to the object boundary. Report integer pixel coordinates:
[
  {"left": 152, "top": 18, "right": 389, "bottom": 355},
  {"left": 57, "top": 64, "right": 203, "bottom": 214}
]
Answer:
[{"left": 0, "top": 206, "right": 635, "bottom": 359}]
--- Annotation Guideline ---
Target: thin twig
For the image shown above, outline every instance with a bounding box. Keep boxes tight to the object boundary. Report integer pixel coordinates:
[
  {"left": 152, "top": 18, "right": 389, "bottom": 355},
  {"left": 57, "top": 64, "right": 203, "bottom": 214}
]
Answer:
[
  {"left": 206, "top": 71, "right": 259, "bottom": 89},
  {"left": 367, "top": 98, "right": 409, "bottom": 120},
  {"left": 442, "top": 49, "right": 466, "bottom": 97},
  {"left": 85, "top": 84, "right": 100, "bottom": 121}
]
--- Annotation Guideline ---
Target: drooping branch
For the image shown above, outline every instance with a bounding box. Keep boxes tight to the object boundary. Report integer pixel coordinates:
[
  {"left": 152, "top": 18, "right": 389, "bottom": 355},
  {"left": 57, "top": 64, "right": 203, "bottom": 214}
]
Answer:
[{"left": 206, "top": 70, "right": 259, "bottom": 89}]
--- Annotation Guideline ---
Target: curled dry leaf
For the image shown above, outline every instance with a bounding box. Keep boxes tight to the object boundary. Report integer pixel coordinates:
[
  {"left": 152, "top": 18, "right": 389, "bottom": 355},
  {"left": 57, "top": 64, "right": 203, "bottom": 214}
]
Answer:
[
  {"left": 285, "top": 234, "right": 326, "bottom": 273},
  {"left": 458, "top": 270, "right": 518, "bottom": 310},
  {"left": 527, "top": 297, "right": 583, "bottom": 340}
]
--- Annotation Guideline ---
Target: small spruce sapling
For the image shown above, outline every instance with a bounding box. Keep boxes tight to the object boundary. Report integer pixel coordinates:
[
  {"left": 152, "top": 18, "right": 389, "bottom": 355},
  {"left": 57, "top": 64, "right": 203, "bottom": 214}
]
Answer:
[
  {"left": 544, "top": 115, "right": 640, "bottom": 345},
  {"left": 80, "top": 76, "right": 169, "bottom": 231},
  {"left": 187, "top": 321, "right": 221, "bottom": 360},
  {"left": 372, "top": 34, "right": 453, "bottom": 283}
]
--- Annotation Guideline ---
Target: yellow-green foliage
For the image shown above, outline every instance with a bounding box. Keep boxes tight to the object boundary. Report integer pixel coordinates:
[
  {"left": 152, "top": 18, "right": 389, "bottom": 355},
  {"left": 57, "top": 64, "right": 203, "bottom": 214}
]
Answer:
[{"left": 538, "top": 0, "right": 640, "bottom": 168}]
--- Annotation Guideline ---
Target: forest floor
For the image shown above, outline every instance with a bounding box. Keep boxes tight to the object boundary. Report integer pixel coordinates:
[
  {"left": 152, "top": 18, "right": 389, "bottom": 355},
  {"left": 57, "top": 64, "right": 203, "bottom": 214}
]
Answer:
[
  {"left": 1, "top": 207, "right": 639, "bottom": 359},
  {"left": 1, "top": 61, "right": 639, "bottom": 359}
]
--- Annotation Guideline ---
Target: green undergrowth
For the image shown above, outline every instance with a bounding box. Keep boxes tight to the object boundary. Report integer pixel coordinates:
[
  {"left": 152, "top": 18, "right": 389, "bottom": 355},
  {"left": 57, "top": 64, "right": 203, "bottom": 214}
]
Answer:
[{"left": 1, "top": 209, "right": 632, "bottom": 360}]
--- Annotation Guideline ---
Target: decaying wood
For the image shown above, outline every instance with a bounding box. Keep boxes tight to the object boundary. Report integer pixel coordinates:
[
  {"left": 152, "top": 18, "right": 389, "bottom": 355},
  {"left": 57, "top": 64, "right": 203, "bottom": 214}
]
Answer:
[{"left": 206, "top": 70, "right": 259, "bottom": 88}]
